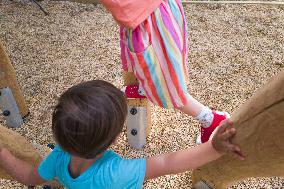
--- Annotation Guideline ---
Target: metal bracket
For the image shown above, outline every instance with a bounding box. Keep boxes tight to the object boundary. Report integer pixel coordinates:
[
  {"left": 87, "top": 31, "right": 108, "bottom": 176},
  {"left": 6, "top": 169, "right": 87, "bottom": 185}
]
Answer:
[
  {"left": 126, "top": 106, "right": 148, "bottom": 149},
  {"left": 0, "top": 87, "right": 24, "bottom": 128},
  {"left": 193, "top": 181, "right": 213, "bottom": 189}
]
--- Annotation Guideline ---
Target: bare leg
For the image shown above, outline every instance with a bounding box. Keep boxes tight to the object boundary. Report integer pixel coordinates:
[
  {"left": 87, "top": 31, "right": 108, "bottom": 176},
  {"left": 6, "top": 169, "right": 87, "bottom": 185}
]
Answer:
[{"left": 177, "top": 95, "right": 204, "bottom": 117}]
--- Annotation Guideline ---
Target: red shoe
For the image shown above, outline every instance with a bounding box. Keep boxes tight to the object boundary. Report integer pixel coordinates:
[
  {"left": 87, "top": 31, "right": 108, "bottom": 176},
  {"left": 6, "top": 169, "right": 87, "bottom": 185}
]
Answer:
[
  {"left": 196, "top": 111, "right": 230, "bottom": 144},
  {"left": 123, "top": 85, "right": 146, "bottom": 99}
]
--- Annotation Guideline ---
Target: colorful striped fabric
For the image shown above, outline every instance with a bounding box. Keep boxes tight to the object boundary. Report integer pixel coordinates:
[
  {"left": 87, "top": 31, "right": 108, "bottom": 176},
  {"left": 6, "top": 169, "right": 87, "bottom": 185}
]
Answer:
[{"left": 120, "top": 0, "right": 190, "bottom": 109}]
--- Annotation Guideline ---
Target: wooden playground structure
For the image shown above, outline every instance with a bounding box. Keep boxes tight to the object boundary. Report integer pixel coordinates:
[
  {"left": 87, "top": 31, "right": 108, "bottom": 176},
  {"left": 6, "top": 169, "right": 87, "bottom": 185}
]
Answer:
[
  {"left": 193, "top": 69, "right": 284, "bottom": 188},
  {"left": 0, "top": 41, "right": 29, "bottom": 128},
  {"left": 0, "top": 0, "right": 284, "bottom": 186},
  {"left": 1, "top": 39, "right": 284, "bottom": 188}
]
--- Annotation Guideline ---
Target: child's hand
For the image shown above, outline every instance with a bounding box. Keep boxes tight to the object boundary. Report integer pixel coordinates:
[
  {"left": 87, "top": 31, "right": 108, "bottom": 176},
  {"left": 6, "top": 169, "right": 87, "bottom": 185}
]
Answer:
[{"left": 211, "top": 119, "right": 245, "bottom": 160}]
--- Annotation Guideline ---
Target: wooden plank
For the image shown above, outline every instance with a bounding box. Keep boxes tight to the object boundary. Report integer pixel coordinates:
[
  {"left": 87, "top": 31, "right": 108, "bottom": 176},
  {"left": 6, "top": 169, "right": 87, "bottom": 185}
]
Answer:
[
  {"left": 192, "top": 70, "right": 284, "bottom": 188},
  {"left": 0, "top": 41, "right": 28, "bottom": 117},
  {"left": 0, "top": 124, "right": 42, "bottom": 179},
  {"left": 124, "top": 71, "right": 152, "bottom": 148},
  {"left": 0, "top": 124, "right": 62, "bottom": 187},
  {"left": 123, "top": 71, "right": 139, "bottom": 86},
  {"left": 127, "top": 98, "right": 152, "bottom": 136},
  {"left": 0, "top": 88, "right": 23, "bottom": 127}
]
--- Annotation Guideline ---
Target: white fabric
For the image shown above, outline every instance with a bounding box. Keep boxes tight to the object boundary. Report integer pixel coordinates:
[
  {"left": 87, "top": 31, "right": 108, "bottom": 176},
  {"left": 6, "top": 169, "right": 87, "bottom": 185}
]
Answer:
[{"left": 195, "top": 107, "right": 214, "bottom": 128}]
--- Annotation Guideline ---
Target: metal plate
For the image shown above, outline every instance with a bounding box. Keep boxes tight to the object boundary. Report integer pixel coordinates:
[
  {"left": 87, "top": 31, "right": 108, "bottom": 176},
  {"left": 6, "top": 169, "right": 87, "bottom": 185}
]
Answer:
[
  {"left": 193, "top": 181, "right": 212, "bottom": 189},
  {"left": 126, "top": 106, "right": 147, "bottom": 149},
  {"left": 0, "top": 87, "right": 23, "bottom": 127}
]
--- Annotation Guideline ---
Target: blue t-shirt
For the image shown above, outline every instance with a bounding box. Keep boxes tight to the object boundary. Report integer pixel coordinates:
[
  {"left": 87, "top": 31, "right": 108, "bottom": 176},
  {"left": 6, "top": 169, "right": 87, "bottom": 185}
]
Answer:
[{"left": 38, "top": 146, "right": 146, "bottom": 189}]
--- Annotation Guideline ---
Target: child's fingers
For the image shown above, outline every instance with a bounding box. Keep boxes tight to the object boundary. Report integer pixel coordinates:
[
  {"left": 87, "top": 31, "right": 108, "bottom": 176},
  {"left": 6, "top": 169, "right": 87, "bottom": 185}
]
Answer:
[
  {"left": 231, "top": 149, "right": 246, "bottom": 160},
  {"left": 225, "top": 143, "right": 238, "bottom": 153},
  {"left": 233, "top": 145, "right": 241, "bottom": 152},
  {"left": 217, "top": 119, "right": 230, "bottom": 133},
  {"left": 227, "top": 119, "right": 233, "bottom": 126},
  {"left": 221, "top": 128, "right": 236, "bottom": 140},
  {"left": 233, "top": 145, "right": 245, "bottom": 159},
  {"left": 218, "top": 119, "right": 234, "bottom": 133},
  {"left": 225, "top": 143, "right": 245, "bottom": 160},
  {"left": 231, "top": 152, "right": 244, "bottom": 160}
]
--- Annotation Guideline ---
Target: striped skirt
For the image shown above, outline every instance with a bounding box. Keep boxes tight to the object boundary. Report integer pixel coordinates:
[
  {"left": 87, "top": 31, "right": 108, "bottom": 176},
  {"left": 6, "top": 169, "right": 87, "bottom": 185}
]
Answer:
[{"left": 120, "top": 0, "right": 190, "bottom": 109}]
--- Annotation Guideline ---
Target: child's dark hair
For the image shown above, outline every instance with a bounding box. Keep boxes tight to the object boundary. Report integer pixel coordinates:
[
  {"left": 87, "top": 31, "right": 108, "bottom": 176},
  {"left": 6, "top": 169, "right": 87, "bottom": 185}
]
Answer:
[{"left": 52, "top": 80, "right": 127, "bottom": 159}]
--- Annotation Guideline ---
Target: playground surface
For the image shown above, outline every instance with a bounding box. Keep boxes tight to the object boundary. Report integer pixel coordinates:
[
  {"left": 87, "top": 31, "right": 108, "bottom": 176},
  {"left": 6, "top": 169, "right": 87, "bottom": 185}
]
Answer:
[{"left": 0, "top": 1, "right": 283, "bottom": 188}]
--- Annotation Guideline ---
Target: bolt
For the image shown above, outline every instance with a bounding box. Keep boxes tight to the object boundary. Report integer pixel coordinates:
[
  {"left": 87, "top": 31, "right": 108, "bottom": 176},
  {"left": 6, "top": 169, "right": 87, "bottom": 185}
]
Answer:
[
  {"left": 130, "top": 108, "right": 137, "bottom": 115},
  {"left": 47, "top": 143, "right": 55, "bottom": 149},
  {"left": 131, "top": 129, "right": 138, "bottom": 136},
  {"left": 3, "top": 110, "right": 10, "bottom": 116}
]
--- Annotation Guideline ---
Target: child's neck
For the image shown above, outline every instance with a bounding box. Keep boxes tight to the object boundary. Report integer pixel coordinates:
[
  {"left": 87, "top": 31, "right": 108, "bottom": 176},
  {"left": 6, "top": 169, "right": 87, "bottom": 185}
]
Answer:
[{"left": 68, "top": 153, "right": 103, "bottom": 178}]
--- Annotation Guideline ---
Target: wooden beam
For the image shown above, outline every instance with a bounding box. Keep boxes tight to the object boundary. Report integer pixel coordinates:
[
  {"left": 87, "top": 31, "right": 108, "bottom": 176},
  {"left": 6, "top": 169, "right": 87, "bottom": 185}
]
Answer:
[
  {"left": 192, "top": 70, "right": 284, "bottom": 188},
  {"left": 0, "top": 124, "right": 62, "bottom": 187},
  {"left": 0, "top": 41, "right": 29, "bottom": 117},
  {"left": 0, "top": 124, "right": 42, "bottom": 179}
]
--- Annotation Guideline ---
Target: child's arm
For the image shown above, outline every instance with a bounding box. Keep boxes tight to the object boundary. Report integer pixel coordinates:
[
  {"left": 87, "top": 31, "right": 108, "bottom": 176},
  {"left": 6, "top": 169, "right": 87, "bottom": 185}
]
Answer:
[
  {"left": 0, "top": 147, "right": 46, "bottom": 186},
  {"left": 145, "top": 119, "right": 244, "bottom": 180}
]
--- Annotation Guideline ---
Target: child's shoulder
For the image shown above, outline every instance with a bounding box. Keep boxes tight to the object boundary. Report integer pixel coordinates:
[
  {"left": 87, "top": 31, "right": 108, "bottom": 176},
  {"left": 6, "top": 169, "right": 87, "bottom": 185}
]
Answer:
[
  {"left": 99, "top": 150, "right": 121, "bottom": 163},
  {"left": 99, "top": 150, "right": 146, "bottom": 170},
  {"left": 95, "top": 150, "right": 146, "bottom": 188},
  {"left": 51, "top": 145, "right": 66, "bottom": 155},
  {"left": 46, "top": 145, "right": 70, "bottom": 161},
  {"left": 98, "top": 150, "right": 134, "bottom": 168}
]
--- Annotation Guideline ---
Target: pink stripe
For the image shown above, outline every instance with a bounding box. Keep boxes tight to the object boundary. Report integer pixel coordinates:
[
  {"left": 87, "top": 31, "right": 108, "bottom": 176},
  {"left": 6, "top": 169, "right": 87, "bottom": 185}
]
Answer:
[
  {"left": 177, "top": 1, "right": 189, "bottom": 79},
  {"left": 119, "top": 0, "right": 189, "bottom": 108},
  {"left": 159, "top": 4, "right": 182, "bottom": 51},
  {"left": 132, "top": 26, "right": 146, "bottom": 53},
  {"left": 144, "top": 19, "right": 152, "bottom": 43},
  {"left": 127, "top": 50, "right": 157, "bottom": 105},
  {"left": 125, "top": 47, "right": 133, "bottom": 72},
  {"left": 140, "top": 25, "right": 149, "bottom": 48},
  {"left": 152, "top": 18, "right": 186, "bottom": 106},
  {"left": 120, "top": 27, "right": 128, "bottom": 71},
  {"left": 149, "top": 14, "right": 182, "bottom": 107}
]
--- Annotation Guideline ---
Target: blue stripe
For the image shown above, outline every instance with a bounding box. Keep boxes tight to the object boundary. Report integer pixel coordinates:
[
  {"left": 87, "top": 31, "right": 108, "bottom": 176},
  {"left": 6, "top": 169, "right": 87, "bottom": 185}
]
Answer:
[
  {"left": 168, "top": 0, "right": 183, "bottom": 31},
  {"left": 154, "top": 10, "right": 188, "bottom": 93},
  {"left": 143, "top": 48, "right": 168, "bottom": 108}
]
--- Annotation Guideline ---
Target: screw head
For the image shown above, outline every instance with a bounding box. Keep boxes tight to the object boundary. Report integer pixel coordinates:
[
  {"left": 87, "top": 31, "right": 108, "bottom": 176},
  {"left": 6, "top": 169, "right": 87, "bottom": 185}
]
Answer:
[
  {"left": 47, "top": 143, "right": 55, "bottom": 149},
  {"left": 42, "top": 185, "right": 51, "bottom": 189},
  {"left": 3, "top": 110, "right": 10, "bottom": 116},
  {"left": 131, "top": 129, "right": 138, "bottom": 136},
  {"left": 130, "top": 108, "right": 137, "bottom": 115}
]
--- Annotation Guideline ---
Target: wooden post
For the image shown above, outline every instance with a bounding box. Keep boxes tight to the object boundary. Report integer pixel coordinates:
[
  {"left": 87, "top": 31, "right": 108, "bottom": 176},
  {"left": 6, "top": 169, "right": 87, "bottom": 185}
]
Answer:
[
  {"left": 192, "top": 70, "right": 284, "bottom": 189},
  {"left": 0, "top": 124, "right": 61, "bottom": 188},
  {"left": 0, "top": 41, "right": 29, "bottom": 117},
  {"left": 0, "top": 124, "right": 42, "bottom": 179},
  {"left": 123, "top": 71, "right": 152, "bottom": 149}
]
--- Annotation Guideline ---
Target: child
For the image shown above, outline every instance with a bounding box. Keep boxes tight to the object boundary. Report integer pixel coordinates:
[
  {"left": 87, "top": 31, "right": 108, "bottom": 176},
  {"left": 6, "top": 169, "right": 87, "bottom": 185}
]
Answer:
[
  {"left": 100, "top": 0, "right": 229, "bottom": 143},
  {"left": 0, "top": 80, "right": 244, "bottom": 188}
]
